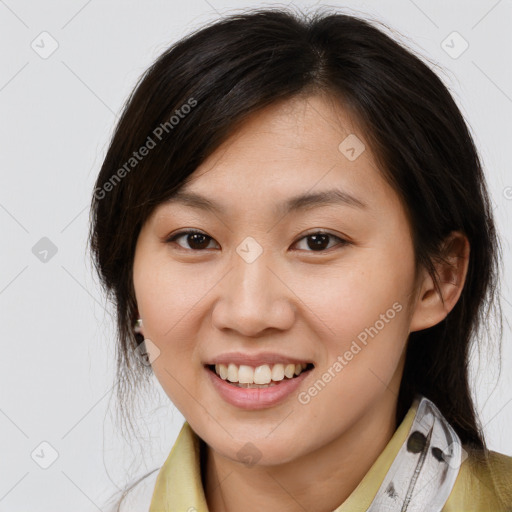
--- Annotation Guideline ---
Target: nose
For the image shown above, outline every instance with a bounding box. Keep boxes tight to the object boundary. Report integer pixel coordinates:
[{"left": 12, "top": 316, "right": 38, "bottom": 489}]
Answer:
[{"left": 210, "top": 248, "right": 296, "bottom": 337}]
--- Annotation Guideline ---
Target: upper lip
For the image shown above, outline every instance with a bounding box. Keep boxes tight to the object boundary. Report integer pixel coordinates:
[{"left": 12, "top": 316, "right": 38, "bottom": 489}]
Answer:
[{"left": 204, "top": 351, "right": 314, "bottom": 367}]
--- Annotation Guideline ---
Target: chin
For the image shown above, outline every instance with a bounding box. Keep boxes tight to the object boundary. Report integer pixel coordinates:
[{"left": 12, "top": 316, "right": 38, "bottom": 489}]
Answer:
[{"left": 210, "top": 436, "right": 304, "bottom": 468}]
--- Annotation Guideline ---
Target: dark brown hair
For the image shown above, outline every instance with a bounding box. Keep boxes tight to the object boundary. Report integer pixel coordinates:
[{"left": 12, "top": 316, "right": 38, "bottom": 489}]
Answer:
[{"left": 88, "top": 6, "right": 503, "bottom": 507}]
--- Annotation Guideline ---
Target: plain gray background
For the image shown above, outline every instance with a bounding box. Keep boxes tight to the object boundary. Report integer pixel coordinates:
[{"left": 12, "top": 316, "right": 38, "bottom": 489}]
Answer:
[{"left": 1, "top": 0, "right": 511, "bottom": 510}]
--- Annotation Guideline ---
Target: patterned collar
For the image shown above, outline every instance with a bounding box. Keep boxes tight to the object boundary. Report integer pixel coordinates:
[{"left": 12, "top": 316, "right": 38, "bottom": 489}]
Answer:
[{"left": 365, "top": 395, "right": 462, "bottom": 511}]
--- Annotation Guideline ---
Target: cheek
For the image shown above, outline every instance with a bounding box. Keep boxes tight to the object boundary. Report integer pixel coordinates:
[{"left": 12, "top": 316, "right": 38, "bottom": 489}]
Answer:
[
  {"left": 133, "top": 246, "right": 200, "bottom": 338},
  {"left": 301, "top": 247, "right": 415, "bottom": 392},
  {"left": 304, "top": 257, "right": 413, "bottom": 341},
  {"left": 293, "top": 273, "right": 410, "bottom": 452},
  {"left": 132, "top": 246, "right": 198, "bottom": 369},
  {"left": 133, "top": 258, "right": 204, "bottom": 412}
]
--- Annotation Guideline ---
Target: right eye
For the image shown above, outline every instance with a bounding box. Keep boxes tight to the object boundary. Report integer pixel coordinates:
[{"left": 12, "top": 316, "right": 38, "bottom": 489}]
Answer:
[{"left": 165, "top": 229, "right": 219, "bottom": 251}]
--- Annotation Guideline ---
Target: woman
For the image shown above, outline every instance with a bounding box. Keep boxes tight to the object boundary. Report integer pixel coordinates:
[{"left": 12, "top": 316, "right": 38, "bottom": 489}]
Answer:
[{"left": 89, "top": 7, "right": 512, "bottom": 511}]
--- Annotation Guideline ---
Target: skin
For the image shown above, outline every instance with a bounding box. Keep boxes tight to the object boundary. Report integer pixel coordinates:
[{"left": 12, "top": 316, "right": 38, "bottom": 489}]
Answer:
[{"left": 133, "top": 92, "right": 469, "bottom": 512}]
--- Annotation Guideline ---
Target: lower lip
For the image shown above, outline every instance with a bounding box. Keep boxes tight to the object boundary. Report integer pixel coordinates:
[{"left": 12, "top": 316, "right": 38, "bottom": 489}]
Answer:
[{"left": 205, "top": 366, "right": 312, "bottom": 410}]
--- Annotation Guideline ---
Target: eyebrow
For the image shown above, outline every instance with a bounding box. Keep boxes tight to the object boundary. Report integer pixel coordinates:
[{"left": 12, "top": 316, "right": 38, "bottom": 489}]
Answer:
[{"left": 165, "top": 188, "right": 368, "bottom": 215}]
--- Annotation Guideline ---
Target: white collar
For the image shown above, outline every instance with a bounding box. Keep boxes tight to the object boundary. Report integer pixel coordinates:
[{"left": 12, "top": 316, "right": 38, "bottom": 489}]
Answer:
[{"left": 366, "top": 395, "right": 463, "bottom": 512}]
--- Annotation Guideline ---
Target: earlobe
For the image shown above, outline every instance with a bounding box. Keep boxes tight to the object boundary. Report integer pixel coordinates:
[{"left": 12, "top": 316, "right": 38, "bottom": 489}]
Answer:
[{"left": 409, "top": 231, "right": 470, "bottom": 333}]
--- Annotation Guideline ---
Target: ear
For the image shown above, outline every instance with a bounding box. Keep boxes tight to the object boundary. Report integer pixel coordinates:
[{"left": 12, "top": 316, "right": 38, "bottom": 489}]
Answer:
[{"left": 409, "top": 231, "right": 470, "bottom": 332}]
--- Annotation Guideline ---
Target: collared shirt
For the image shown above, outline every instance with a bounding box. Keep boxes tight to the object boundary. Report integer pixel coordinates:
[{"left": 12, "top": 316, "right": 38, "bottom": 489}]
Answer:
[{"left": 147, "top": 397, "right": 512, "bottom": 511}]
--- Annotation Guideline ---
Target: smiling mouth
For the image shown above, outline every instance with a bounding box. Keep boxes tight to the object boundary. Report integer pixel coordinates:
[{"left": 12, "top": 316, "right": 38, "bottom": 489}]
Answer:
[{"left": 206, "top": 363, "right": 314, "bottom": 388}]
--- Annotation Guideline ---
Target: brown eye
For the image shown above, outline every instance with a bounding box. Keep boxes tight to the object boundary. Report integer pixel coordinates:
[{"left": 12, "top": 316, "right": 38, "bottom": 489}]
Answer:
[
  {"left": 166, "top": 230, "right": 217, "bottom": 250},
  {"left": 293, "top": 232, "right": 349, "bottom": 252}
]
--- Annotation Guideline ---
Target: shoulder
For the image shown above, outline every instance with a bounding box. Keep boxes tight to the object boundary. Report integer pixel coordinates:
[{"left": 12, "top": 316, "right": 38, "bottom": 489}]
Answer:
[{"left": 444, "top": 448, "right": 512, "bottom": 511}]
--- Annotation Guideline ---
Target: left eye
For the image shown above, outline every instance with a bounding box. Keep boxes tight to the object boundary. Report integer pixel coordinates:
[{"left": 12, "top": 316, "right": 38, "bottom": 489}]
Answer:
[
  {"left": 166, "top": 230, "right": 349, "bottom": 252},
  {"left": 293, "top": 231, "right": 349, "bottom": 252}
]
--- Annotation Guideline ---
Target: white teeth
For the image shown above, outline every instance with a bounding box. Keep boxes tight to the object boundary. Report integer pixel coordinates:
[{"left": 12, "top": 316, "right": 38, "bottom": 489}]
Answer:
[
  {"left": 213, "top": 362, "right": 310, "bottom": 383},
  {"left": 284, "top": 364, "right": 296, "bottom": 378},
  {"left": 227, "top": 363, "right": 238, "bottom": 382},
  {"left": 238, "top": 365, "right": 254, "bottom": 384},
  {"left": 271, "top": 363, "right": 284, "bottom": 381},
  {"left": 254, "top": 365, "right": 272, "bottom": 384},
  {"left": 218, "top": 364, "right": 228, "bottom": 380}
]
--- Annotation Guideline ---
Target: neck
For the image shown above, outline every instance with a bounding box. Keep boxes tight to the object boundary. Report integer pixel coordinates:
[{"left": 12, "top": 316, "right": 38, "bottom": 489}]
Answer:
[{"left": 203, "top": 394, "right": 399, "bottom": 512}]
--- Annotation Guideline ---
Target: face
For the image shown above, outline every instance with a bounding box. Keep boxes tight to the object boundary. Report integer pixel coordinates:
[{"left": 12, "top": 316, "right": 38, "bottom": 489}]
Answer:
[{"left": 133, "top": 93, "right": 423, "bottom": 466}]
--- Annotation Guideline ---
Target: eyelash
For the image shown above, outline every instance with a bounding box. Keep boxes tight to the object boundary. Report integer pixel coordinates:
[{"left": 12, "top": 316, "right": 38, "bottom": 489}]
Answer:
[{"left": 165, "top": 229, "right": 350, "bottom": 253}]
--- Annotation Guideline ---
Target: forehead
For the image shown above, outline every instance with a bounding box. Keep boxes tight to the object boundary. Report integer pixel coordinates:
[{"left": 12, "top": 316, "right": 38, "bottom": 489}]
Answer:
[{"left": 161, "top": 94, "right": 400, "bottom": 220}]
